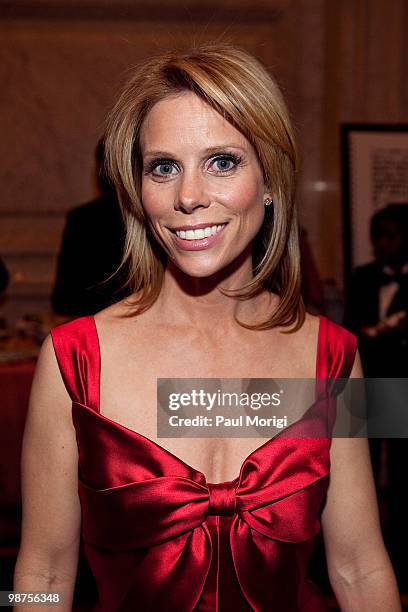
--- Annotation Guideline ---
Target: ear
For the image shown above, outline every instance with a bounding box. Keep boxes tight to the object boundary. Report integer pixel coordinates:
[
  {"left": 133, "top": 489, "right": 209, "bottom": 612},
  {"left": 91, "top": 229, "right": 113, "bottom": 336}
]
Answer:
[
  {"left": 263, "top": 190, "right": 273, "bottom": 204},
  {"left": 263, "top": 185, "right": 273, "bottom": 201}
]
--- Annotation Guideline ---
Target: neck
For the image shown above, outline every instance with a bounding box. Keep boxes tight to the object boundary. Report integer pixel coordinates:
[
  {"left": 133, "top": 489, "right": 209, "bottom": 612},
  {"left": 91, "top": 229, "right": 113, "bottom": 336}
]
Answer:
[{"left": 154, "top": 248, "right": 276, "bottom": 331}]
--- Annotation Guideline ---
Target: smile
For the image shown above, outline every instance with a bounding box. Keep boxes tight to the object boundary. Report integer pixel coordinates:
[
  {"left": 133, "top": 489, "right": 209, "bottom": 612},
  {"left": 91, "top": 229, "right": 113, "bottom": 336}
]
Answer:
[
  {"left": 174, "top": 224, "right": 227, "bottom": 240},
  {"left": 168, "top": 223, "right": 228, "bottom": 251}
]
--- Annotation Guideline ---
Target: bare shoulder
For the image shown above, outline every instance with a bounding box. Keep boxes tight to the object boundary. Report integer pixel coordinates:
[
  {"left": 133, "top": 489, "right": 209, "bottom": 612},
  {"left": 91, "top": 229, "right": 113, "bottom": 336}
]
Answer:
[
  {"left": 94, "top": 292, "right": 150, "bottom": 321},
  {"left": 300, "top": 310, "right": 321, "bottom": 341},
  {"left": 257, "top": 308, "right": 322, "bottom": 377},
  {"left": 93, "top": 294, "right": 147, "bottom": 333},
  {"left": 91, "top": 295, "right": 157, "bottom": 363},
  {"left": 284, "top": 310, "right": 321, "bottom": 355}
]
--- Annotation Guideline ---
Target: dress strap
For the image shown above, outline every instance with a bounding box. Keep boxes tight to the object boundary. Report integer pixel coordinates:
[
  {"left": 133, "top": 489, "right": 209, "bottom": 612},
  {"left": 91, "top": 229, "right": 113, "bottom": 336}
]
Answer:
[
  {"left": 316, "top": 315, "right": 357, "bottom": 380},
  {"left": 50, "top": 315, "right": 100, "bottom": 412}
]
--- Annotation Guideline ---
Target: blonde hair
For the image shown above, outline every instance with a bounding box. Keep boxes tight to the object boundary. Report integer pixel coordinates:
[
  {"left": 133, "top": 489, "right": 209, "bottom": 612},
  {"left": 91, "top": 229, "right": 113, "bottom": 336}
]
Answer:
[{"left": 104, "top": 42, "right": 305, "bottom": 331}]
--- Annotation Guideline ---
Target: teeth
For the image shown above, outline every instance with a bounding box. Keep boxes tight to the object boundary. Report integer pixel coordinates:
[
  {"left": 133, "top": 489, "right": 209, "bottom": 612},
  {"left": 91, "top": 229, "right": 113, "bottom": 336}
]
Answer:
[{"left": 175, "top": 224, "right": 226, "bottom": 240}]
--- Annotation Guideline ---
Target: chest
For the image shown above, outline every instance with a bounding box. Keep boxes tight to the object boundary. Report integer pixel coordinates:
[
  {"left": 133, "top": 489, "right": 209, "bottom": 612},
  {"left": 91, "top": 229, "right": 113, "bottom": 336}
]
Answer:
[{"left": 97, "top": 323, "right": 319, "bottom": 483}]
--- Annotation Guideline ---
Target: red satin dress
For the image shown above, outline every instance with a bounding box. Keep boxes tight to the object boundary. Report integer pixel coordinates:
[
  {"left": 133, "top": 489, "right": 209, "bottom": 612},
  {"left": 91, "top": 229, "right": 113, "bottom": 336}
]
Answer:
[{"left": 50, "top": 314, "right": 357, "bottom": 611}]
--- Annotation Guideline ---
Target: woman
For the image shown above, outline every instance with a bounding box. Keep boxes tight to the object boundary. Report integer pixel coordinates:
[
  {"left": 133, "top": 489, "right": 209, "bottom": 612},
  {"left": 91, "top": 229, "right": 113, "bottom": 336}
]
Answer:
[{"left": 14, "top": 43, "right": 400, "bottom": 611}]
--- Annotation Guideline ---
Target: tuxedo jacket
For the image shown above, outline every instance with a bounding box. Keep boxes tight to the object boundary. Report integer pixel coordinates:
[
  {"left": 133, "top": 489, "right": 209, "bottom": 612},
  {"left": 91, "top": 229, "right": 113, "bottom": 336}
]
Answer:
[{"left": 343, "top": 261, "right": 408, "bottom": 376}]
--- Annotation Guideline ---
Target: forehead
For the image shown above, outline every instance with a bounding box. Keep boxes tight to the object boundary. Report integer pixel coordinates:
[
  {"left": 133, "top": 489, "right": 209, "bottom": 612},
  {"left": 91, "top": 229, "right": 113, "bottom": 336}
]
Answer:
[{"left": 139, "top": 91, "right": 249, "bottom": 153}]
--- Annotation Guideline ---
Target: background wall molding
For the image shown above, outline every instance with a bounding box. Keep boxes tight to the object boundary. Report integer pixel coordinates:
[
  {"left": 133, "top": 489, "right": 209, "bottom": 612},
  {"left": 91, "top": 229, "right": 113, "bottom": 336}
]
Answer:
[{"left": 1, "top": 0, "right": 287, "bottom": 22}]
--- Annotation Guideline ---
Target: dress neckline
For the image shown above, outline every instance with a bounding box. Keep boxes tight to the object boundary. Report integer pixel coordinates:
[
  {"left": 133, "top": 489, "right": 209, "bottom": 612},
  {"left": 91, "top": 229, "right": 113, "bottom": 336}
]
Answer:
[{"left": 76, "top": 314, "right": 326, "bottom": 484}]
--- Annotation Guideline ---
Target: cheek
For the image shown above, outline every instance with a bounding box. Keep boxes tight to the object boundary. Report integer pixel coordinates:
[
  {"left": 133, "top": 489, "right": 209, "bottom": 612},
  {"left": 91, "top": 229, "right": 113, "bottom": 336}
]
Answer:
[
  {"left": 220, "top": 169, "right": 264, "bottom": 207},
  {"left": 141, "top": 182, "right": 166, "bottom": 220},
  {"left": 219, "top": 179, "right": 264, "bottom": 223}
]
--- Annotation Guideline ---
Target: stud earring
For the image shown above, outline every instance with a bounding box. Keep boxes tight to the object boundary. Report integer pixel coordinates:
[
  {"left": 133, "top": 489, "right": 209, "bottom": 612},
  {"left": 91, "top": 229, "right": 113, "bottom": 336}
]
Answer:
[{"left": 264, "top": 198, "right": 273, "bottom": 206}]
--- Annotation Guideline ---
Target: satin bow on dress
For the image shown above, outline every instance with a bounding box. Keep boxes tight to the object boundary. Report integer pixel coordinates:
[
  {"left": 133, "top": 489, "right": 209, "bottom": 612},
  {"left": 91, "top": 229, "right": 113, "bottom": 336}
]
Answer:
[{"left": 50, "top": 314, "right": 357, "bottom": 611}]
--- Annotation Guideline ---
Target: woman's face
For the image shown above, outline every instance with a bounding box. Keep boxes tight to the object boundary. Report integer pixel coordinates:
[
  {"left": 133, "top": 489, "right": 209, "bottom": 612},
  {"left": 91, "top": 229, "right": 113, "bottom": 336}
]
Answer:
[{"left": 139, "top": 91, "right": 271, "bottom": 278}]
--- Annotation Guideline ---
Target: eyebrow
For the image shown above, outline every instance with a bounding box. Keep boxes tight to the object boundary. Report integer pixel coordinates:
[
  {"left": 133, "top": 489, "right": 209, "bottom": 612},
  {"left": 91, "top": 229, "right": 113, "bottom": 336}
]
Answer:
[{"left": 142, "top": 144, "right": 247, "bottom": 158}]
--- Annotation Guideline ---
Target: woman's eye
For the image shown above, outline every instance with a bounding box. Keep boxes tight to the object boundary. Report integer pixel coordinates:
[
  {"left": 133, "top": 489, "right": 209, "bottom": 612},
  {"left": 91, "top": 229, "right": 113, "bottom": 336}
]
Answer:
[
  {"left": 149, "top": 161, "right": 178, "bottom": 177},
  {"left": 210, "top": 155, "right": 240, "bottom": 173}
]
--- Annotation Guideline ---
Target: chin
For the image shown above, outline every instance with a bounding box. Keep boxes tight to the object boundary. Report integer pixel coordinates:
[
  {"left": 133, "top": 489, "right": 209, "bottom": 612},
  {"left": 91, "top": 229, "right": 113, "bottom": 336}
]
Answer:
[
  {"left": 175, "top": 252, "right": 249, "bottom": 280},
  {"left": 176, "top": 263, "right": 224, "bottom": 279},
  {"left": 172, "top": 255, "right": 234, "bottom": 279}
]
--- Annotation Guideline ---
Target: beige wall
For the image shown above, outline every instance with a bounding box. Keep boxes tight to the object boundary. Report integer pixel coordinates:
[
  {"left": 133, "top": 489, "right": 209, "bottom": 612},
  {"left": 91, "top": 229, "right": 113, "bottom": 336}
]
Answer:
[{"left": 1, "top": 0, "right": 407, "bottom": 324}]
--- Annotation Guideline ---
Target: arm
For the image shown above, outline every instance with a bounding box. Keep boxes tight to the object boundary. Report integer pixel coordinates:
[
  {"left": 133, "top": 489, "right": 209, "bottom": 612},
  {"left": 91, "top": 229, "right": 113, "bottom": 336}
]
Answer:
[
  {"left": 13, "top": 334, "right": 81, "bottom": 611},
  {"left": 321, "top": 349, "right": 402, "bottom": 611}
]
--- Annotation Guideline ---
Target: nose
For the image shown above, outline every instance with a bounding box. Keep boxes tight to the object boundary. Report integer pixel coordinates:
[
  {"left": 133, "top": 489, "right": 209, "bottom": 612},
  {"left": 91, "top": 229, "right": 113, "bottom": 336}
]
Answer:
[{"left": 174, "top": 169, "right": 210, "bottom": 214}]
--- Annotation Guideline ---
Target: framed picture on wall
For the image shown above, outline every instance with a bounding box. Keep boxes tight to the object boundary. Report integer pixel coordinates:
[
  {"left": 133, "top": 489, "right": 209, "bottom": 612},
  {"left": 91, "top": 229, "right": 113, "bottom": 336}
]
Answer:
[{"left": 341, "top": 123, "right": 408, "bottom": 284}]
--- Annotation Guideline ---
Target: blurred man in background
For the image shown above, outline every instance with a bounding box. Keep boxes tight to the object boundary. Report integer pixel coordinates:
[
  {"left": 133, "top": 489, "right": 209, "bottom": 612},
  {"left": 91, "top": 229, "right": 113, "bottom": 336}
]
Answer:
[{"left": 51, "top": 139, "right": 129, "bottom": 317}]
